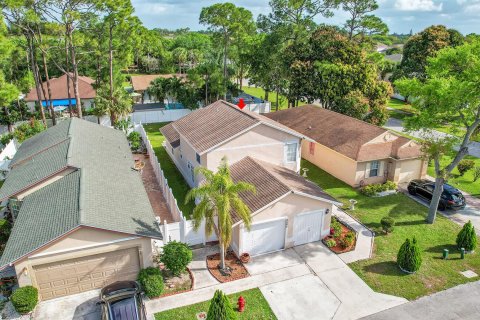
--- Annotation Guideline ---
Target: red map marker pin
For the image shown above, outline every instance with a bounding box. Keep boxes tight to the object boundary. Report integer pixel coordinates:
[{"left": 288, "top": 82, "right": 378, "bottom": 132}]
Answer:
[{"left": 237, "top": 98, "right": 246, "bottom": 110}]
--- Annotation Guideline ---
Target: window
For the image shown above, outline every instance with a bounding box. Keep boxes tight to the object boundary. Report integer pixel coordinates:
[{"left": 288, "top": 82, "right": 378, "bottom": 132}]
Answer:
[
  {"left": 369, "top": 161, "right": 380, "bottom": 177},
  {"left": 196, "top": 153, "right": 201, "bottom": 164},
  {"left": 285, "top": 142, "right": 297, "bottom": 163},
  {"left": 309, "top": 142, "right": 315, "bottom": 155}
]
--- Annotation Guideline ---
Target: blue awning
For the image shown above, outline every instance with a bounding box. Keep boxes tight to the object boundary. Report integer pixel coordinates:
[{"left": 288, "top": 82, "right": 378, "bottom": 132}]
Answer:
[{"left": 41, "top": 99, "right": 76, "bottom": 107}]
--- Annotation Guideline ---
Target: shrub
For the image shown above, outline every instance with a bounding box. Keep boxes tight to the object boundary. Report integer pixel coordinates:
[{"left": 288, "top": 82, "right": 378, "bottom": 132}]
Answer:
[
  {"left": 339, "top": 232, "right": 356, "bottom": 249},
  {"left": 0, "top": 219, "right": 11, "bottom": 242},
  {"left": 383, "top": 181, "right": 397, "bottom": 191},
  {"left": 11, "top": 286, "right": 38, "bottom": 314},
  {"left": 457, "top": 159, "right": 475, "bottom": 176},
  {"left": 127, "top": 131, "right": 142, "bottom": 152},
  {"left": 360, "top": 181, "right": 396, "bottom": 196},
  {"left": 331, "top": 217, "right": 342, "bottom": 238},
  {"left": 138, "top": 267, "right": 164, "bottom": 298},
  {"left": 360, "top": 185, "right": 377, "bottom": 196},
  {"left": 160, "top": 241, "right": 192, "bottom": 276},
  {"left": 207, "top": 290, "right": 237, "bottom": 320},
  {"left": 456, "top": 221, "right": 477, "bottom": 251},
  {"left": 325, "top": 238, "right": 336, "bottom": 248},
  {"left": 380, "top": 216, "right": 395, "bottom": 233},
  {"left": 397, "top": 238, "right": 422, "bottom": 273},
  {"left": 473, "top": 166, "right": 480, "bottom": 182}
]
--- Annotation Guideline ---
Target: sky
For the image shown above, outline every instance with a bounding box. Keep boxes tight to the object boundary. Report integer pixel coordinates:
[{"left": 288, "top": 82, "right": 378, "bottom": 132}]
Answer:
[{"left": 131, "top": 0, "right": 480, "bottom": 35}]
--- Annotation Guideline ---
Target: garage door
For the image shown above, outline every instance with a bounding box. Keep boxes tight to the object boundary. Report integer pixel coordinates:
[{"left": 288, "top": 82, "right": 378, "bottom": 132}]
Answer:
[
  {"left": 293, "top": 210, "right": 324, "bottom": 246},
  {"left": 243, "top": 219, "right": 286, "bottom": 256},
  {"left": 33, "top": 247, "right": 140, "bottom": 300},
  {"left": 398, "top": 159, "right": 422, "bottom": 184}
]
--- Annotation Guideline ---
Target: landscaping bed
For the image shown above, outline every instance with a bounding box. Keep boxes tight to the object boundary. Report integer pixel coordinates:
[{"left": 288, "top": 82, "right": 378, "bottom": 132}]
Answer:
[
  {"left": 323, "top": 219, "right": 356, "bottom": 254},
  {"left": 154, "top": 288, "right": 276, "bottom": 320},
  {"left": 301, "top": 159, "right": 480, "bottom": 300},
  {"left": 206, "top": 251, "right": 249, "bottom": 283},
  {"left": 160, "top": 268, "right": 193, "bottom": 297}
]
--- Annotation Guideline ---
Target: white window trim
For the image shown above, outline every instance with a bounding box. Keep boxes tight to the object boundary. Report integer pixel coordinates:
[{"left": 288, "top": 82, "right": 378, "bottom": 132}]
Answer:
[
  {"left": 369, "top": 160, "right": 380, "bottom": 178},
  {"left": 284, "top": 141, "right": 298, "bottom": 164}
]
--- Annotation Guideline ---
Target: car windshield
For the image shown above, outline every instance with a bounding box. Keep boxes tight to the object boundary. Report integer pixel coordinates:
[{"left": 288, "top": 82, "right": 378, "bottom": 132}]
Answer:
[
  {"left": 108, "top": 296, "right": 139, "bottom": 320},
  {"left": 451, "top": 193, "right": 463, "bottom": 202}
]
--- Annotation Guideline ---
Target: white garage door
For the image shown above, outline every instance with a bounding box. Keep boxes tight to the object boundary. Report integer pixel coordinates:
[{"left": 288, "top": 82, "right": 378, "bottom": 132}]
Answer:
[
  {"left": 398, "top": 159, "right": 422, "bottom": 184},
  {"left": 293, "top": 210, "right": 325, "bottom": 246},
  {"left": 243, "top": 219, "right": 286, "bottom": 256}
]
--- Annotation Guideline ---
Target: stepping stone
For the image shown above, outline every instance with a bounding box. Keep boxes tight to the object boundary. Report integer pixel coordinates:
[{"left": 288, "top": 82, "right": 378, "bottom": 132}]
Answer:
[{"left": 460, "top": 270, "right": 478, "bottom": 278}]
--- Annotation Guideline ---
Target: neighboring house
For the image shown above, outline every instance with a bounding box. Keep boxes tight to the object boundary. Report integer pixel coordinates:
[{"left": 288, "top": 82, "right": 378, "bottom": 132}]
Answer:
[
  {"left": 161, "top": 100, "right": 341, "bottom": 256},
  {"left": 0, "top": 118, "right": 161, "bottom": 301},
  {"left": 0, "top": 139, "right": 18, "bottom": 180},
  {"left": 25, "top": 74, "right": 96, "bottom": 111},
  {"left": 130, "top": 74, "right": 186, "bottom": 104},
  {"left": 265, "top": 105, "right": 427, "bottom": 187}
]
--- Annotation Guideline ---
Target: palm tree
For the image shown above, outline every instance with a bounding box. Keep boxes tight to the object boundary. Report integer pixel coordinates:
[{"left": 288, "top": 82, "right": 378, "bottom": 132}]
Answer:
[
  {"left": 147, "top": 78, "right": 165, "bottom": 103},
  {"left": 185, "top": 157, "right": 255, "bottom": 270},
  {"left": 94, "top": 85, "right": 132, "bottom": 125}
]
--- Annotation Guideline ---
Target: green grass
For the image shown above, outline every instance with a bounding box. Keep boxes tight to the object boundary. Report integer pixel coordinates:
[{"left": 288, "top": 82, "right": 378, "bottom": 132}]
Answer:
[
  {"left": 241, "top": 86, "right": 306, "bottom": 111},
  {"left": 144, "top": 122, "right": 194, "bottom": 218},
  {"left": 154, "top": 288, "right": 276, "bottom": 320},
  {"left": 427, "top": 155, "right": 480, "bottom": 197},
  {"left": 301, "top": 159, "right": 480, "bottom": 300},
  {"left": 387, "top": 98, "right": 416, "bottom": 113}
]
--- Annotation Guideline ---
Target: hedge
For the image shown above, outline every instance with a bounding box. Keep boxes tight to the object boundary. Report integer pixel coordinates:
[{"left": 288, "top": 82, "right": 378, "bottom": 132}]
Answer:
[
  {"left": 360, "top": 181, "right": 397, "bottom": 196},
  {"left": 138, "top": 267, "right": 164, "bottom": 298},
  {"left": 11, "top": 286, "right": 38, "bottom": 314},
  {"left": 160, "top": 241, "right": 192, "bottom": 276}
]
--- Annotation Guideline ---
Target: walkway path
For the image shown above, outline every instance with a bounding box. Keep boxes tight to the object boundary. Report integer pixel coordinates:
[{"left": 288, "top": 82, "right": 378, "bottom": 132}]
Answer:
[
  {"left": 362, "top": 280, "right": 480, "bottom": 320},
  {"left": 384, "top": 117, "right": 480, "bottom": 158},
  {"left": 334, "top": 209, "right": 374, "bottom": 264}
]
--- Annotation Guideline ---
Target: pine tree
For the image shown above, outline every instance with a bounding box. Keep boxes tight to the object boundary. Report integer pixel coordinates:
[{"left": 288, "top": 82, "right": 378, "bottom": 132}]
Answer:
[
  {"left": 207, "top": 290, "right": 237, "bottom": 320},
  {"left": 397, "top": 237, "right": 422, "bottom": 273},
  {"left": 456, "top": 221, "right": 477, "bottom": 252}
]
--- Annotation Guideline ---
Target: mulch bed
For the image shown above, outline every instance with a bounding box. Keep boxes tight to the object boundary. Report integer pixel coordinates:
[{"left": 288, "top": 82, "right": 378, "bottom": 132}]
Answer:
[
  {"left": 323, "top": 222, "right": 356, "bottom": 254},
  {"left": 159, "top": 267, "right": 194, "bottom": 297},
  {"left": 206, "top": 251, "right": 249, "bottom": 283}
]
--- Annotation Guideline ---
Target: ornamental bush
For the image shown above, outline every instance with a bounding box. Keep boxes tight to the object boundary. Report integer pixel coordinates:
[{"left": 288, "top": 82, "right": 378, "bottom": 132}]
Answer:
[
  {"left": 325, "top": 238, "right": 336, "bottom": 248},
  {"left": 160, "top": 241, "right": 192, "bottom": 276},
  {"left": 456, "top": 221, "right": 477, "bottom": 251},
  {"left": 331, "top": 217, "right": 342, "bottom": 238},
  {"left": 207, "top": 290, "right": 237, "bottom": 320},
  {"left": 127, "top": 131, "right": 142, "bottom": 152},
  {"left": 360, "top": 181, "right": 396, "bottom": 196},
  {"left": 397, "top": 237, "right": 422, "bottom": 273},
  {"left": 457, "top": 159, "right": 475, "bottom": 176},
  {"left": 11, "top": 286, "right": 38, "bottom": 314},
  {"left": 473, "top": 166, "right": 480, "bottom": 182},
  {"left": 0, "top": 218, "right": 11, "bottom": 242},
  {"left": 380, "top": 216, "right": 395, "bottom": 233},
  {"left": 138, "top": 267, "right": 164, "bottom": 298}
]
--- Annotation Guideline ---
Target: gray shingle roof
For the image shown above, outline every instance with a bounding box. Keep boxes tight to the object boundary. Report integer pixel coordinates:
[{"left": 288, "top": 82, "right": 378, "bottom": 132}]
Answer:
[{"left": 0, "top": 118, "right": 161, "bottom": 267}]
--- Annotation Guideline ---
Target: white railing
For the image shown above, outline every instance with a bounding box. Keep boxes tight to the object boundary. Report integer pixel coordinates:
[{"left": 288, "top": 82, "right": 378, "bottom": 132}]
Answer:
[{"left": 135, "top": 123, "right": 217, "bottom": 246}]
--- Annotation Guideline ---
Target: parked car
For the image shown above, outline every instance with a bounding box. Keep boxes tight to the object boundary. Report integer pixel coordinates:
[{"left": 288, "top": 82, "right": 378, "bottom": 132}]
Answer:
[
  {"left": 99, "top": 281, "right": 147, "bottom": 320},
  {"left": 407, "top": 179, "right": 466, "bottom": 210}
]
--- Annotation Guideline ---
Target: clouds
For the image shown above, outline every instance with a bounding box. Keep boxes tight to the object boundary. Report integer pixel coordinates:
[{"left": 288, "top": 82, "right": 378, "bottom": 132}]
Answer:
[{"left": 394, "top": 0, "right": 443, "bottom": 11}]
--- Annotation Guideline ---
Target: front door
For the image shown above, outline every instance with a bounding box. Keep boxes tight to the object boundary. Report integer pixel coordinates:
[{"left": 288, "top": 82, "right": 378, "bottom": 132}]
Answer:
[{"left": 293, "top": 210, "right": 325, "bottom": 246}]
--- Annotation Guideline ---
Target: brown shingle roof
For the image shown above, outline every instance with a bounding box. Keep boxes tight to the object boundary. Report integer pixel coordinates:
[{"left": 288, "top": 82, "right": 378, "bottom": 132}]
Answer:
[
  {"left": 25, "top": 74, "right": 96, "bottom": 101},
  {"left": 265, "top": 105, "right": 422, "bottom": 161},
  {"left": 169, "top": 100, "right": 311, "bottom": 154},
  {"left": 160, "top": 123, "right": 180, "bottom": 148},
  {"left": 229, "top": 157, "right": 340, "bottom": 224},
  {"left": 131, "top": 74, "right": 186, "bottom": 91}
]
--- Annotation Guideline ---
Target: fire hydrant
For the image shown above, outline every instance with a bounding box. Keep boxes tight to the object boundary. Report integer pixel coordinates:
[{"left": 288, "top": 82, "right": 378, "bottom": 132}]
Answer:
[{"left": 238, "top": 296, "right": 245, "bottom": 312}]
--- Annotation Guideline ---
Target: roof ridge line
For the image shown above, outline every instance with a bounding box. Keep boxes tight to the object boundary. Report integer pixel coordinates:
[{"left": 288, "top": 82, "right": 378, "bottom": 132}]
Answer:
[
  {"left": 220, "top": 100, "right": 260, "bottom": 122},
  {"left": 78, "top": 168, "right": 85, "bottom": 224},
  {"left": 10, "top": 137, "right": 71, "bottom": 169},
  {"left": 66, "top": 118, "right": 74, "bottom": 165}
]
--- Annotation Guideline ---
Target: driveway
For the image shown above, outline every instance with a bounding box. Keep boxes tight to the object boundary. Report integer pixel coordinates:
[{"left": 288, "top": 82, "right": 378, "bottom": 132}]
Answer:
[{"left": 34, "top": 289, "right": 100, "bottom": 320}]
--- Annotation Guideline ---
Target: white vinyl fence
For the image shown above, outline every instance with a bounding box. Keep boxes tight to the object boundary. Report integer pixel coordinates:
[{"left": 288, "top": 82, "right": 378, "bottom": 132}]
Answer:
[
  {"left": 131, "top": 109, "right": 191, "bottom": 124},
  {"left": 135, "top": 124, "right": 217, "bottom": 246}
]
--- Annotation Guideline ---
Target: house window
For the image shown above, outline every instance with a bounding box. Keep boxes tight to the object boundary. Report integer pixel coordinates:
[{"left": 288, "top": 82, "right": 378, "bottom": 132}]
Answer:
[
  {"left": 369, "top": 161, "right": 380, "bottom": 177},
  {"left": 196, "top": 153, "right": 201, "bottom": 164},
  {"left": 285, "top": 142, "right": 297, "bottom": 163},
  {"left": 309, "top": 142, "right": 315, "bottom": 155}
]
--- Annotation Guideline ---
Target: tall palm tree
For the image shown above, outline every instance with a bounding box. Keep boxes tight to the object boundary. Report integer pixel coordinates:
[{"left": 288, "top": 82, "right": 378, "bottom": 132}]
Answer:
[{"left": 185, "top": 157, "right": 255, "bottom": 270}]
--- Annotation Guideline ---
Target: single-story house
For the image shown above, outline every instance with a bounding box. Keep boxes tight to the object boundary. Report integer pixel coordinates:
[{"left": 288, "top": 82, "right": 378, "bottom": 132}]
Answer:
[
  {"left": 25, "top": 74, "right": 96, "bottom": 112},
  {"left": 161, "top": 100, "right": 341, "bottom": 256},
  {"left": 130, "top": 74, "right": 186, "bottom": 104},
  {"left": 265, "top": 105, "right": 427, "bottom": 187},
  {"left": 0, "top": 118, "right": 161, "bottom": 301}
]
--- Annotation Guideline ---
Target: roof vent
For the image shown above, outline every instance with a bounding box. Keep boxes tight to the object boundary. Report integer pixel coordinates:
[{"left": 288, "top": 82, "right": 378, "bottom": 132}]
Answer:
[{"left": 308, "top": 125, "right": 312, "bottom": 130}]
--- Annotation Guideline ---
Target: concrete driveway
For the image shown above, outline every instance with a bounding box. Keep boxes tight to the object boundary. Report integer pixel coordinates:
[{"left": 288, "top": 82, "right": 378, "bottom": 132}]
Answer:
[{"left": 34, "top": 290, "right": 100, "bottom": 320}]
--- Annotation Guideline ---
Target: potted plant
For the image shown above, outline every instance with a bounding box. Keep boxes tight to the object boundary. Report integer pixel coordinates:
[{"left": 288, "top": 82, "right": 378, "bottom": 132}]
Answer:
[{"left": 240, "top": 253, "right": 250, "bottom": 264}]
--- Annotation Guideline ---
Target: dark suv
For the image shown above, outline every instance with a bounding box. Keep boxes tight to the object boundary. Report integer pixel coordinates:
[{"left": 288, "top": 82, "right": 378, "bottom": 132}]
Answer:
[
  {"left": 99, "top": 281, "right": 147, "bottom": 320},
  {"left": 407, "top": 179, "right": 466, "bottom": 210}
]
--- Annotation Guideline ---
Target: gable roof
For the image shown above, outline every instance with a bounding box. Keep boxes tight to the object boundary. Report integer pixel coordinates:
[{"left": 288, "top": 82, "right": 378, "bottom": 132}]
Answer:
[
  {"left": 131, "top": 74, "right": 186, "bottom": 92},
  {"left": 229, "top": 157, "right": 340, "bottom": 225},
  {"left": 0, "top": 118, "right": 161, "bottom": 268},
  {"left": 264, "top": 105, "right": 422, "bottom": 161},
  {"left": 25, "top": 74, "right": 96, "bottom": 101},
  {"left": 162, "top": 100, "right": 312, "bottom": 154}
]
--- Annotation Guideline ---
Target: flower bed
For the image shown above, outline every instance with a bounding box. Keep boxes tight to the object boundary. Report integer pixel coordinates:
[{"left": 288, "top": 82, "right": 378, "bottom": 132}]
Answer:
[
  {"left": 160, "top": 267, "right": 194, "bottom": 297},
  {"left": 206, "top": 251, "right": 249, "bottom": 283},
  {"left": 360, "top": 181, "right": 397, "bottom": 197},
  {"left": 323, "top": 218, "right": 357, "bottom": 254}
]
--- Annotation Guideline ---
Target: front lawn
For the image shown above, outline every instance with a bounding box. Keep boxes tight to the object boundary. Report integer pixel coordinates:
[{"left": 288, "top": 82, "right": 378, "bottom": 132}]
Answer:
[
  {"left": 144, "top": 123, "right": 194, "bottom": 218},
  {"left": 154, "top": 288, "right": 276, "bottom": 320},
  {"left": 427, "top": 155, "right": 480, "bottom": 197},
  {"left": 241, "top": 86, "right": 306, "bottom": 111},
  {"left": 301, "top": 159, "right": 480, "bottom": 300}
]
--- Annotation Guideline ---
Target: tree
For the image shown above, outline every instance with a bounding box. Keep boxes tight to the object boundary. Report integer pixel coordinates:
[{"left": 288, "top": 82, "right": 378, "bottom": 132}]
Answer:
[
  {"left": 0, "top": 73, "right": 20, "bottom": 132},
  {"left": 94, "top": 85, "right": 132, "bottom": 125},
  {"left": 147, "top": 77, "right": 166, "bottom": 103},
  {"left": 395, "top": 39, "right": 480, "bottom": 223},
  {"left": 397, "top": 237, "right": 422, "bottom": 273},
  {"left": 393, "top": 25, "right": 464, "bottom": 81},
  {"left": 172, "top": 47, "right": 188, "bottom": 73},
  {"left": 185, "top": 157, "right": 255, "bottom": 271},
  {"left": 456, "top": 221, "right": 477, "bottom": 252},
  {"left": 342, "top": 0, "right": 388, "bottom": 40},
  {"left": 199, "top": 3, "right": 255, "bottom": 99},
  {"left": 160, "top": 241, "right": 193, "bottom": 276},
  {"left": 207, "top": 290, "right": 237, "bottom": 320}
]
